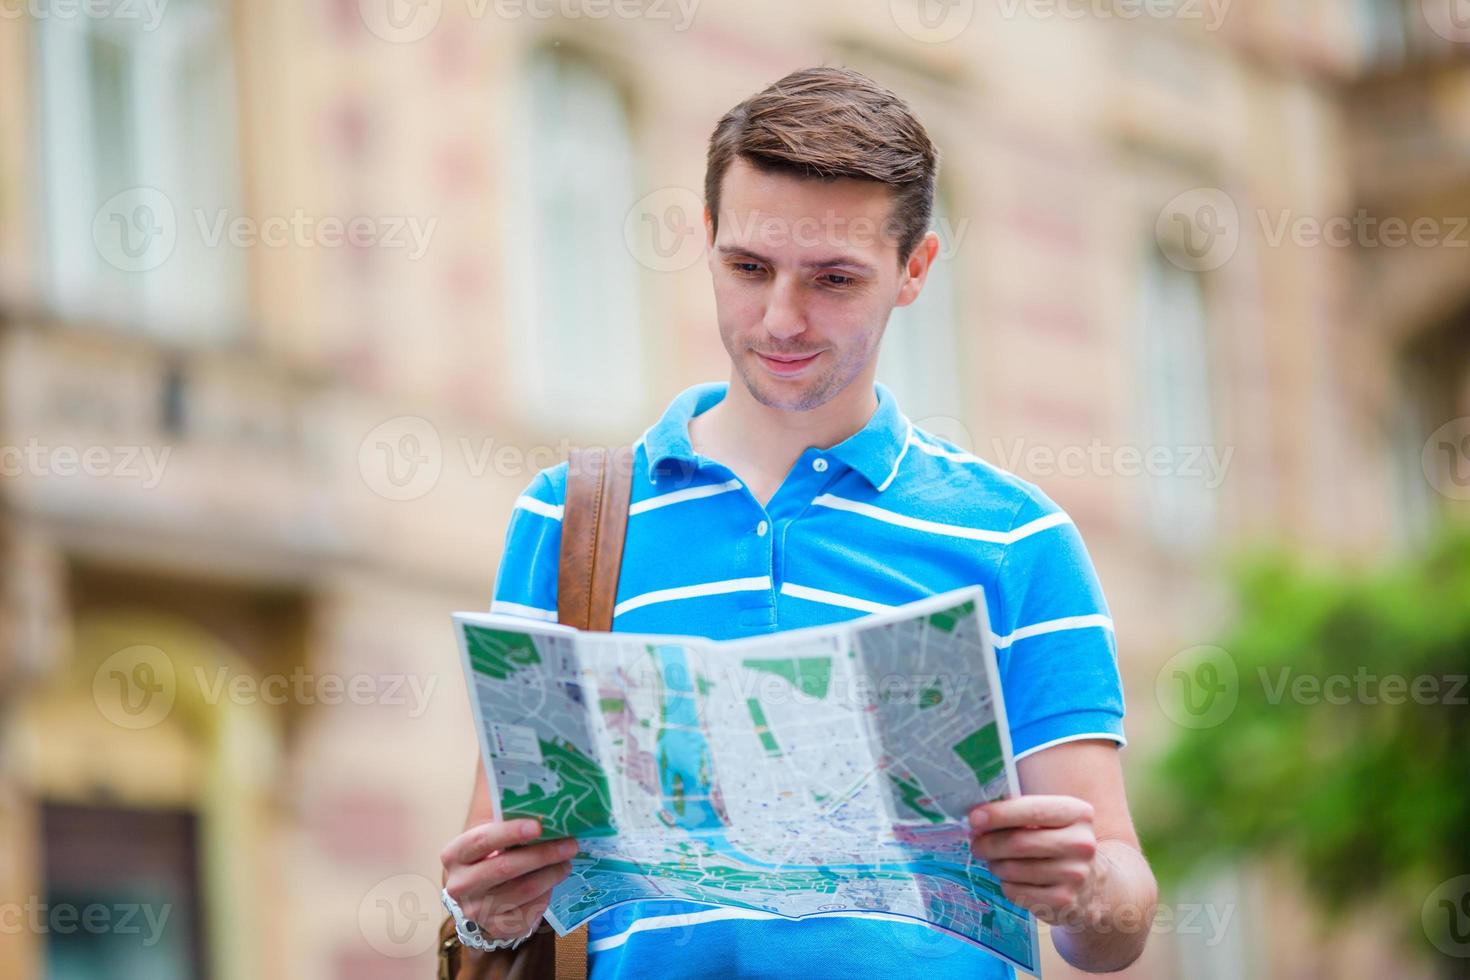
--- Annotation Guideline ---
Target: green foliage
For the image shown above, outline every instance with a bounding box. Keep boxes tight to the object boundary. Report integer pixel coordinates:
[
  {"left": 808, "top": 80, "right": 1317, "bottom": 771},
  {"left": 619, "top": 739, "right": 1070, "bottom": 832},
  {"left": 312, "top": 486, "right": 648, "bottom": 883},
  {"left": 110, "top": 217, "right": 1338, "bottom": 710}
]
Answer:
[{"left": 1139, "top": 525, "right": 1470, "bottom": 959}]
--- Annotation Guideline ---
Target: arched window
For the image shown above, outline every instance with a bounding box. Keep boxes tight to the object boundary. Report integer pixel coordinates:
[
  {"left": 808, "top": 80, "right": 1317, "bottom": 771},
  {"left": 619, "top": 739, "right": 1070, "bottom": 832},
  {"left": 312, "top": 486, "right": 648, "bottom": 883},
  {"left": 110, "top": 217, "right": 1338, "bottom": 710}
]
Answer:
[
  {"left": 504, "top": 47, "right": 644, "bottom": 433},
  {"left": 34, "top": 0, "right": 244, "bottom": 341},
  {"left": 877, "top": 193, "right": 964, "bottom": 426},
  {"left": 1137, "top": 247, "right": 1217, "bottom": 548}
]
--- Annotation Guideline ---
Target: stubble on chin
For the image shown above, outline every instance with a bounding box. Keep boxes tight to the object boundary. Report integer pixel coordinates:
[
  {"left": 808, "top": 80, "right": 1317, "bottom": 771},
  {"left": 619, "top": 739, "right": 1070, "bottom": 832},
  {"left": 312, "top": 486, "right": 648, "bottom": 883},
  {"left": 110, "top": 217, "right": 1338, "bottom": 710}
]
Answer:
[{"left": 735, "top": 351, "right": 848, "bottom": 414}]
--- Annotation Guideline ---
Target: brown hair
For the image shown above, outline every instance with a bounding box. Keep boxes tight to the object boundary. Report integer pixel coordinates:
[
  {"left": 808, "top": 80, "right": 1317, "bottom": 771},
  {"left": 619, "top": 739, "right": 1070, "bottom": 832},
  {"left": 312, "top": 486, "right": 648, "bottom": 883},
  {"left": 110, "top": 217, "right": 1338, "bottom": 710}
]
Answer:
[{"left": 704, "top": 66, "right": 939, "bottom": 266}]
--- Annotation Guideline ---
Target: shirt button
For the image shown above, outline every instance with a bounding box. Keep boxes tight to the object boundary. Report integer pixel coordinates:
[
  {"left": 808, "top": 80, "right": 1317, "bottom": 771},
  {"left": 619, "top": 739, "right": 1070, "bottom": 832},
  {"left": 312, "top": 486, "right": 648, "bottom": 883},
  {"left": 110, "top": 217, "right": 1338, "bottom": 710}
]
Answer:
[
  {"left": 812, "top": 458, "right": 828, "bottom": 472},
  {"left": 756, "top": 520, "right": 769, "bottom": 537}
]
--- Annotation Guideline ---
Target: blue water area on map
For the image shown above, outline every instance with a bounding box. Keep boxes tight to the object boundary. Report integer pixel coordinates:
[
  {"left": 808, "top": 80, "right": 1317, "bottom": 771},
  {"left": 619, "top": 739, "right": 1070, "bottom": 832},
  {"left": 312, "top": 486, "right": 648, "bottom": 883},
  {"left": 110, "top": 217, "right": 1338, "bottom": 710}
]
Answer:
[{"left": 654, "top": 644, "right": 725, "bottom": 831}]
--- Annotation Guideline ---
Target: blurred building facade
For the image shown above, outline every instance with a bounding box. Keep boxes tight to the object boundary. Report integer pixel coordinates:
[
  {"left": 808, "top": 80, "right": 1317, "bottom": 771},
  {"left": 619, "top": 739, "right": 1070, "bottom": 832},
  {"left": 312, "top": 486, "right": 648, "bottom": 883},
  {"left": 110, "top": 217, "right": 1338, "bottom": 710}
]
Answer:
[{"left": 0, "top": 1, "right": 1467, "bottom": 978}]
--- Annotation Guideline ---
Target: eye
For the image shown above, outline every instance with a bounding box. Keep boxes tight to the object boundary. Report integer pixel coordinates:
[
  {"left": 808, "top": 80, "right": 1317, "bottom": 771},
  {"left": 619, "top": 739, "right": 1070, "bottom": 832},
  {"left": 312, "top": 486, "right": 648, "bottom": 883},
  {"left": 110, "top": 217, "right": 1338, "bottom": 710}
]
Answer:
[
  {"left": 821, "top": 273, "right": 857, "bottom": 289},
  {"left": 730, "top": 261, "right": 765, "bottom": 277}
]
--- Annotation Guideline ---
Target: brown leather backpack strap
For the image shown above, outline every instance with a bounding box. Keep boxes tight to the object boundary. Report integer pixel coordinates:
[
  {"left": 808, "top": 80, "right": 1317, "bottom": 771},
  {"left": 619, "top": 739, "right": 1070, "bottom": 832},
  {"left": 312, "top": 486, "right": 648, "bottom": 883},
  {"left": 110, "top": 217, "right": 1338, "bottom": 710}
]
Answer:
[
  {"left": 442, "top": 446, "right": 632, "bottom": 980},
  {"left": 557, "top": 445, "right": 635, "bottom": 632},
  {"left": 551, "top": 444, "right": 634, "bottom": 979},
  {"left": 552, "top": 931, "right": 588, "bottom": 980}
]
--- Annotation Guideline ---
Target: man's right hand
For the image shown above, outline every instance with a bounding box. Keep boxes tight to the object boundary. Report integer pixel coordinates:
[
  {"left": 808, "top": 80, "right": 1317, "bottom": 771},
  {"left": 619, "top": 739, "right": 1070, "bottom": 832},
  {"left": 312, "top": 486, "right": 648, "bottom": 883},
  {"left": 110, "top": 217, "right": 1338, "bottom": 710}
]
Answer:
[{"left": 441, "top": 760, "right": 578, "bottom": 942}]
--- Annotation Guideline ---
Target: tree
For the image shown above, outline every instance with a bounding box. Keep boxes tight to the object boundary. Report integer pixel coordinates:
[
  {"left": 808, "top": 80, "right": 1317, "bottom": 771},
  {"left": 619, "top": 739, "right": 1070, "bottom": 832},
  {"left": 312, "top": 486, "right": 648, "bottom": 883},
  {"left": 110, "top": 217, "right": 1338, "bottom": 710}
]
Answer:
[{"left": 1140, "top": 525, "right": 1470, "bottom": 975}]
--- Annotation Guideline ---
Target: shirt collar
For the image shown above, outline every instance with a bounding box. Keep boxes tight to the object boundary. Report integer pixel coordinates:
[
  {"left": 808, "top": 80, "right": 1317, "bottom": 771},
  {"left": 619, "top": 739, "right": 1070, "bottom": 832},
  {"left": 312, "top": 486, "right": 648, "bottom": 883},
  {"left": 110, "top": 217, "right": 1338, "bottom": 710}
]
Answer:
[{"left": 642, "top": 380, "right": 913, "bottom": 492}]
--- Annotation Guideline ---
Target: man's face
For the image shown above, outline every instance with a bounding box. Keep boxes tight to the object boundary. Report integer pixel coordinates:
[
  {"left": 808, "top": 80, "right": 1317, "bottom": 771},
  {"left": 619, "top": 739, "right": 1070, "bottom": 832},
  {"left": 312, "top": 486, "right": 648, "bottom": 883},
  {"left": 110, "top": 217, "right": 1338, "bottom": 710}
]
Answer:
[{"left": 705, "top": 157, "right": 933, "bottom": 412}]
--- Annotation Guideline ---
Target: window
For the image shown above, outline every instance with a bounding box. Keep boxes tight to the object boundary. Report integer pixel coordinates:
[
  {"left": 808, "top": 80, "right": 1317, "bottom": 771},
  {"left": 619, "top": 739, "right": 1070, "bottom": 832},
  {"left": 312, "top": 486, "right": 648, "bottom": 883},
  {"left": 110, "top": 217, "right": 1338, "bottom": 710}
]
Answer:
[
  {"left": 1392, "top": 318, "right": 1470, "bottom": 541},
  {"left": 1355, "top": 0, "right": 1407, "bottom": 66},
  {"left": 877, "top": 194, "right": 965, "bottom": 427},
  {"left": 505, "top": 48, "right": 645, "bottom": 433},
  {"left": 34, "top": 0, "right": 244, "bottom": 341},
  {"left": 43, "top": 805, "right": 204, "bottom": 980},
  {"left": 1387, "top": 383, "right": 1435, "bottom": 544},
  {"left": 1137, "top": 247, "right": 1217, "bottom": 548}
]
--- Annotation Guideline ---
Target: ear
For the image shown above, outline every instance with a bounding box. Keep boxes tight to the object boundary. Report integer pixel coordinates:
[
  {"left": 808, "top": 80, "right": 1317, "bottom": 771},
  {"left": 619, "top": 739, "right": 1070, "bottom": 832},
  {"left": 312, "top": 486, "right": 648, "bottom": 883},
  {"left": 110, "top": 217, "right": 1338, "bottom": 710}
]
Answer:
[{"left": 894, "top": 230, "right": 941, "bottom": 308}]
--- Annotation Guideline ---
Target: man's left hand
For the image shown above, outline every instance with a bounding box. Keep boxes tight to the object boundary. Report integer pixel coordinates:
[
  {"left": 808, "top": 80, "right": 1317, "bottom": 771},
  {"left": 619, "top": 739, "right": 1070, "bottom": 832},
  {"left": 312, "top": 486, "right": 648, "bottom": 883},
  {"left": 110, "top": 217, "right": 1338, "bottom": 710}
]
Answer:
[{"left": 968, "top": 795, "right": 1101, "bottom": 927}]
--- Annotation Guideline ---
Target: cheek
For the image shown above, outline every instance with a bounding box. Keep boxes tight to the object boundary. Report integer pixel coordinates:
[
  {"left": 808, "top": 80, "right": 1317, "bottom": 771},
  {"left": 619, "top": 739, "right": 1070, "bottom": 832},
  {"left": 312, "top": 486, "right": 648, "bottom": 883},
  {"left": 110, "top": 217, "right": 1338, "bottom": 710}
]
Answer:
[
  {"left": 712, "top": 280, "right": 765, "bottom": 328},
  {"left": 822, "top": 297, "right": 886, "bottom": 347}
]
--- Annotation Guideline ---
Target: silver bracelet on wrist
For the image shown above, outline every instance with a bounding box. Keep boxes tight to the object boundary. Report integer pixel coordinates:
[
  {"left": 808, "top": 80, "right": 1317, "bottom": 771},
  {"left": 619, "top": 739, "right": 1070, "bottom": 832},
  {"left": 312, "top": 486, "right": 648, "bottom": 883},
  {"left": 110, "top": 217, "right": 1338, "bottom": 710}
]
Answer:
[{"left": 441, "top": 887, "right": 537, "bottom": 952}]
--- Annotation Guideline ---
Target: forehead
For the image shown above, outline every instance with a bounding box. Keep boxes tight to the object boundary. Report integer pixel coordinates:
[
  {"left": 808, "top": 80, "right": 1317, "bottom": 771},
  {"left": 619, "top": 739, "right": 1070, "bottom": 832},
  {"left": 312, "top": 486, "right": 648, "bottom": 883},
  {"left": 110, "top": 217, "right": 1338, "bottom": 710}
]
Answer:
[{"left": 714, "top": 156, "right": 898, "bottom": 260}]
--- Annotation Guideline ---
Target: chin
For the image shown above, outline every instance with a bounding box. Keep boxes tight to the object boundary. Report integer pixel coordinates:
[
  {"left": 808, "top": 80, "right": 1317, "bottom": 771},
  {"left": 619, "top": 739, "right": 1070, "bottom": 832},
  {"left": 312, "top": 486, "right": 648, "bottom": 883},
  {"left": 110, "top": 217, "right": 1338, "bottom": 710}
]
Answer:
[{"left": 741, "top": 366, "right": 838, "bottom": 413}]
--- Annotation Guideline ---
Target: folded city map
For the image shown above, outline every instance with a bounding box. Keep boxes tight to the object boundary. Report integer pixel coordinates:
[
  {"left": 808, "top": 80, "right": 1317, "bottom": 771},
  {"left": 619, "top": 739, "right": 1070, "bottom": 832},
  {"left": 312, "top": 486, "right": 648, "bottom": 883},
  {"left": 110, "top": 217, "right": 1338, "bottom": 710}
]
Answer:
[{"left": 452, "top": 584, "right": 1039, "bottom": 975}]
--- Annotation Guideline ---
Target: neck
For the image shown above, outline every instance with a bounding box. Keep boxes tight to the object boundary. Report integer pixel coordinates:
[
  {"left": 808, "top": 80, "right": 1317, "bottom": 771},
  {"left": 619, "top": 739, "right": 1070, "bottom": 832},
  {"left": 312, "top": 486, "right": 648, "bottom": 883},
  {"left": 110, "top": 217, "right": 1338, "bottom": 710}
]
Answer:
[{"left": 692, "top": 369, "right": 879, "bottom": 478}]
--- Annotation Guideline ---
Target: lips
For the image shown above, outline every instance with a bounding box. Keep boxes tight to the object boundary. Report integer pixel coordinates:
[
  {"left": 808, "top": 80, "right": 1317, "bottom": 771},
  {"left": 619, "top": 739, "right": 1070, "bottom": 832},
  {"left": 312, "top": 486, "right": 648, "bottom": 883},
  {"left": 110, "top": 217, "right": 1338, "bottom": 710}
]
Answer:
[{"left": 755, "top": 349, "right": 823, "bottom": 377}]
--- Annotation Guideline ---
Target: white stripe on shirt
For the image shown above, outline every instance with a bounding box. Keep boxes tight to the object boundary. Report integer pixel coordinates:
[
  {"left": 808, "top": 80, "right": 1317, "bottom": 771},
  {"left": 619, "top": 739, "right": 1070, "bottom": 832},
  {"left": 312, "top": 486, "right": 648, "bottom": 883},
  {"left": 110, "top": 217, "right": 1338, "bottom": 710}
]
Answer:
[
  {"left": 613, "top": 576, "right": 771, "bottom": 618},
  {"left": 514, "top": 496, "right": 564, "bottom": 521},
  {"left": 589, "top": 907, "right": 781, "bottom": 952},
  {"left": 489, "top": 600, "right": 559, "bottom": 622},
  {"left": 779, "top": 582, "right": 896, "bottom": 615},
  {"left": 906, "top": 434, "right": 985, "bottom": 466},
  {"left": 992, "top": 613, "right": 1114, "bottom": 649},
  {"left": 812, "top": 493, "right": 1071, "bottom": 544},
  {"left": 629, "top": 479, "right": 743, "bottom": 515}
]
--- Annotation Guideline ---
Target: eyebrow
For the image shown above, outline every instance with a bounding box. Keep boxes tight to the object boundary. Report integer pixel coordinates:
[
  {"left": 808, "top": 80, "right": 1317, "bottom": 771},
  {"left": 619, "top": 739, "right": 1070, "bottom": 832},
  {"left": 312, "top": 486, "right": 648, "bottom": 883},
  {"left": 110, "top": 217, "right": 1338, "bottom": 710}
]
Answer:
[{"left": 717, "top": 245, "right": 877, "bottom": 277}]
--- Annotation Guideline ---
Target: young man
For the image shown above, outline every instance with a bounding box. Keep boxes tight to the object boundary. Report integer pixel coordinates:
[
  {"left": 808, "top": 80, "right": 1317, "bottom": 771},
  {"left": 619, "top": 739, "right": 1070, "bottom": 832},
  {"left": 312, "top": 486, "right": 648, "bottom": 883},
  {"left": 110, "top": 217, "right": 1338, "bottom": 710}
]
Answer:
[{"left": 441, "top": 66, "right": 1157, "bottom": 977}]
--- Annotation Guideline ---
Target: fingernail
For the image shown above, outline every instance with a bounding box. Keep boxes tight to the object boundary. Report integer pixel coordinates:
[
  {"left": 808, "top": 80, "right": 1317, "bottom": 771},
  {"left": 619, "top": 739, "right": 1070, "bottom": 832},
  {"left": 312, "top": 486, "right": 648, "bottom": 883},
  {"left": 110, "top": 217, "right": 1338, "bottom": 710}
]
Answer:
[
  {"left": 560, "top": 839, "right": 579, "bottom": 858},
  {"left": 519, "top": 819, "right": 540, "bottom": 839},
  {"left": 969, "top": 808, "right": 988, "bottom": 829}
]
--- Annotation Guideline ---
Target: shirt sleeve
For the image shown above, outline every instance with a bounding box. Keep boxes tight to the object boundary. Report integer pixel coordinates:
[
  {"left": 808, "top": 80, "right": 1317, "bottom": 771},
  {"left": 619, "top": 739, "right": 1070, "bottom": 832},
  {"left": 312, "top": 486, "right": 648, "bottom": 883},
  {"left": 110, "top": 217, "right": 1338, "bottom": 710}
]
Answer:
[
  {"left": 489, "top": 464, "right": 568, "bottom": 622},
  {"left": 992, "top": 490, "right": 1126, "bottom": 760}
]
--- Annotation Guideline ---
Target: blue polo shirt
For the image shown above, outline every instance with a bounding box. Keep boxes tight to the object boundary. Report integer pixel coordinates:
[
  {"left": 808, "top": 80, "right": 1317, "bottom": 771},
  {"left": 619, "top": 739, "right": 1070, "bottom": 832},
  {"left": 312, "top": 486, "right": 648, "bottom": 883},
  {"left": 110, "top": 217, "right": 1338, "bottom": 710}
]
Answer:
[{"left": 490, "top": 380, "right": 1126, "bottom": 979}]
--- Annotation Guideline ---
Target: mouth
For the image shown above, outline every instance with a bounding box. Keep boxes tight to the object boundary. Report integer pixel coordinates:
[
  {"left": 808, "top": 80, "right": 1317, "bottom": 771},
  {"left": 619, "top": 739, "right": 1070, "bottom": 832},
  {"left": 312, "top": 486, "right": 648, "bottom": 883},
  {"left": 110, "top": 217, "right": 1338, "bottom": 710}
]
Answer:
[{"left": 755, "top": 349, "right": 824, "bottom": 377}]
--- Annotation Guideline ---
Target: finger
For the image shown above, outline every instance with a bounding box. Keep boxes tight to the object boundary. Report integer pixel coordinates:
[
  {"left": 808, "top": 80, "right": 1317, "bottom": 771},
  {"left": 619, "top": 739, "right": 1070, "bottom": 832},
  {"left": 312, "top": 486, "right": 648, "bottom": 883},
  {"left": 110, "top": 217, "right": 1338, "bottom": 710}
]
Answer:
[
  {"left": 972, "top": 826, "right": 1096, "bottom": 862},
  {"left": 478, "top": 861, "right": 573, "bottom": 920},
  {"left": 986, "top": 858, "right": 1091, "bottom": 889},
  {"left": 447, "top": 837, "right": 579, "bottom": 900},
  {"left": 442, "top": 818, "right": 542, "bottom": 867},
  {"left": 970, "top": 796, "right": 1093, "bottom": 833},
  {"left": 998, "top": 881, "right": 1073, "bottom": 921}
]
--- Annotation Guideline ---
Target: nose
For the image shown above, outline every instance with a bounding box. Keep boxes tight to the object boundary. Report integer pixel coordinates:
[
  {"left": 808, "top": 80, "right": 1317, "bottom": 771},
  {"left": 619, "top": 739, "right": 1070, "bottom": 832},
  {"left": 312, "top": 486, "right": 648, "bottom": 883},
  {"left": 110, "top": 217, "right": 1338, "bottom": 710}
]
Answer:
[{"left": 761, "top": 275, "right": 807, "bottom": 341}]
